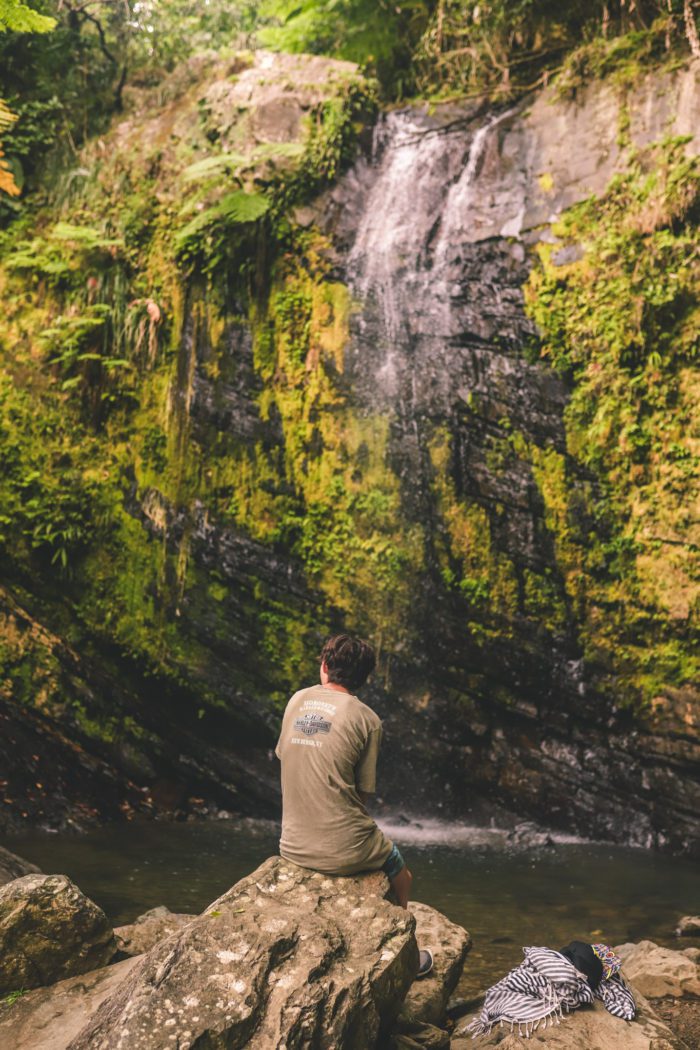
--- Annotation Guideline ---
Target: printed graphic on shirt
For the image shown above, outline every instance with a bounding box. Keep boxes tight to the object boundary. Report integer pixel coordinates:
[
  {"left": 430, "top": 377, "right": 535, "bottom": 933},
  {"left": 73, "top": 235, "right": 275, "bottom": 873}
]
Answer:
[
  {"left": 293, "top": 712, "right": 333, "bottom": 737},
  {"left": 301, "top": 699, "right": 336, "bottom": 715}
]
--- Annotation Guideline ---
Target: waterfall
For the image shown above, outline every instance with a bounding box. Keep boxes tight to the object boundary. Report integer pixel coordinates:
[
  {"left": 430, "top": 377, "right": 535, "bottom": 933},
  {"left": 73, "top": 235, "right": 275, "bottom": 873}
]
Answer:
[
  {"left": 347, "top": 111, "right": 451, "bottom": 344},
  {"left": 432, "top": 106, "right": 519, "bottom": 264},
  {"left": 345, "top": 106, "right": 521, "bottom": 404}
]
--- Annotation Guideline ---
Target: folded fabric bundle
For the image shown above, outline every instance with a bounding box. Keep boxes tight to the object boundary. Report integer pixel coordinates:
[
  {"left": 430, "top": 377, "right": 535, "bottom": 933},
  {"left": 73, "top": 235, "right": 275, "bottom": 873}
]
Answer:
[{"left": 464, "top": 944, "right": 636, "bottom": 1039}]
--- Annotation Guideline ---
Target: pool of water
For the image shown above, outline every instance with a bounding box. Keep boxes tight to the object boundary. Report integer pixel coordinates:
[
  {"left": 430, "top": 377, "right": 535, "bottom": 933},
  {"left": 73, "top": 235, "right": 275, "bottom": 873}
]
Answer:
[{"left": 5, "top": 816, "right": 699, "bottom": 996}]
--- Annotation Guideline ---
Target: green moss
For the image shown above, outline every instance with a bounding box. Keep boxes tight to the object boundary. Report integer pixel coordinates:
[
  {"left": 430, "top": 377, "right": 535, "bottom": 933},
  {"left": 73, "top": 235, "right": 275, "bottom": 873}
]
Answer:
[
  {"left": 555, "top": 20, "right": 677, "bottom": 100},
  {"left": 0, "top": 605, "right": 63, "bottom": 710},
  {"left": 522, "top": 568, "right": 568, "bottom": 632},
  {"left": 523, "top": 137, "right": 700, "bottom": 707},
  {"left": 0, "top": 56, "right": 392, "bottom": 742},
  {"left": 235, "top": 232, "right": 424, "bottom": 648},
  {"left": 428, "top": 426, "right": 519, "bottom": 632}
]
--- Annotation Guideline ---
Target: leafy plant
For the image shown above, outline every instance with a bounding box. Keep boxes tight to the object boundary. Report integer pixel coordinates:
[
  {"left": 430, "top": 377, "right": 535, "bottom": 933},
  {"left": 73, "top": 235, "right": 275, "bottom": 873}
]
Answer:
[
  {"left": 1, "top": 987, "right": 27, "bottom": 1006},
  {"left": 6, "top": 222, "right": 123, "bottom": 287},
  {"left": 174, "top": 189, "right": 270, "bottom": 275},
  {"left": 0, "top": 0, "right": 54, "bottom": 35}
]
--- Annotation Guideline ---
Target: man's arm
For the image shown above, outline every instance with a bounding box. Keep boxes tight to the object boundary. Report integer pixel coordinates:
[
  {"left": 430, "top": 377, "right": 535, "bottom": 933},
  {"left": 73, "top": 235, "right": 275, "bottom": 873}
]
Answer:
[{"left": 355, "top": 725, "right": 382, "bottom": 801}]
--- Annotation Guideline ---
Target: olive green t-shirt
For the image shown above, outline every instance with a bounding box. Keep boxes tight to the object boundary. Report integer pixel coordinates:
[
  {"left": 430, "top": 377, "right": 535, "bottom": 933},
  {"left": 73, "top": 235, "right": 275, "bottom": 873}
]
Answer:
[{"left": 275, "top": 684, "right": 393, "bottom": 875}]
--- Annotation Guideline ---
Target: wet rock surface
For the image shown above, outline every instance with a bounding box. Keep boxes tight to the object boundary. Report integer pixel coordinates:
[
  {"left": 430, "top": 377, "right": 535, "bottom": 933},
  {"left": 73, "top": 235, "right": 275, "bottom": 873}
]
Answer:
[
  {"left": 504, "top": 823, "right": 555, "bottom": 850},
  {"left": 321, "top": 66, "right": 700, "bottom": 856},
  {"left": 651, "top": 995, "right": 700, "bottom": 1050},
  {"left": 68, "top": 856, "right": 419, "bottom": 1050},
  {"left": 0, "top": 874, "right": 116, "bottom": 996},
  {"left": 676, "top": 916, "right": 700, "bottom": 938}
]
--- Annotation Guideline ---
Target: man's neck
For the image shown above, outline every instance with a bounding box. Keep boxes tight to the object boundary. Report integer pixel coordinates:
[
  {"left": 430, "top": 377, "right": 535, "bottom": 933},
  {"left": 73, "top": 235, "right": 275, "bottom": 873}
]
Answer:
[{"left": 321, "top": 682, "right": 351, "bottom": 695}]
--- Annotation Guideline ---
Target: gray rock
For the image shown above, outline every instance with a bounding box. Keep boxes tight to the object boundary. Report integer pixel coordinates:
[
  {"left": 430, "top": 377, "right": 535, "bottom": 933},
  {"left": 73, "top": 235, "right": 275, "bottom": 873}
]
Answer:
[
  {"left": 0, "top": 874, "right": 116, "bottom": 996},
  {"left": 391, "top": 903, "right": 471, "bottom": 1049},
  {"left": 68, "top": 856, "right": 418, "bottom": 1050},
  {"left": 505, "top": 822, "right": 555, "bottom": 849},
  {"left": 0, "top": 845, "right": 41, "bottom": 887},
  {"left": 676, "top": 915, "right": 700, "bottom": 938},
  {"left": 114, "top": 906, "right": 195, "bottom": 957},
  {"left": 0, "top": 957, "right": 140, "bottom": 1050},
  {"left": 398, "top": 902, "right": 471, "bottom": 1027},
  {"left": 198, "top": 50, "right": 362, "bottom": 157},
  {"left": 615, "top": 940, "right": 700, "bottom": 998}
]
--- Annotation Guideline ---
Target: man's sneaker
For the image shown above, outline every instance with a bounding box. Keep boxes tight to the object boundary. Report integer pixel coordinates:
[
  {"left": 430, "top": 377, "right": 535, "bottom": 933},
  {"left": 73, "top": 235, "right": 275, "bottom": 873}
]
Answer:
[{"left": 416, "top": 948, "right": 434, "bottom": 979}]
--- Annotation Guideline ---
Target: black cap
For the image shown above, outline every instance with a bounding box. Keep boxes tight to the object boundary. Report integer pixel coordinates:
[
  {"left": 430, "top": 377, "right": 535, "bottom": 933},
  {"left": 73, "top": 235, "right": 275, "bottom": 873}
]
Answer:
[{"left": 558, "top": 940, "right": 604, "bottom": 990}]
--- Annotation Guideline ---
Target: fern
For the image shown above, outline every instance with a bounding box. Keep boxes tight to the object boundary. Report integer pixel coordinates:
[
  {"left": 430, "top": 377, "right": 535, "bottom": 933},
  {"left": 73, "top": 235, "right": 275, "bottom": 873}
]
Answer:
[
  {"left": 51, "top": 223, "right": 123, "bottom": 252},
  {"left": 5, "top": 224, "right": 124, "bottom": 283},
  {"left": 181, "top": 152, "right": 248, "bottom": 182},
  {"left": 250, "top": 142, "right": 306, "bottom": 163},
  {"left": 175, "top": 190, "right": 270, "bottom": 261},
  {"left": 218, "top": 190, "right": 270, "bottom": 223}
]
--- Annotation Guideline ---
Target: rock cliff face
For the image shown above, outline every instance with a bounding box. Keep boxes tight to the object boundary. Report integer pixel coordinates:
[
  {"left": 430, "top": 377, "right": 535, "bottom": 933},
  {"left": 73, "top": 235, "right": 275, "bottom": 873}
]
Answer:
[
  {"left": 0, "top": 52, "right": 698, "bottom": 849},
  {"left": 316, "top": 65, "right": 700, "bottom": 854}
]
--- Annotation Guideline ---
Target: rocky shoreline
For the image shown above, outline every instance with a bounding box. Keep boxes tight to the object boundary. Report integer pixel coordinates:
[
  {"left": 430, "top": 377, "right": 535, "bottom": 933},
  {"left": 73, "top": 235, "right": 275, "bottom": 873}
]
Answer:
[{"left": 0, "top": 845, "right": 697, "bottom": 1049}]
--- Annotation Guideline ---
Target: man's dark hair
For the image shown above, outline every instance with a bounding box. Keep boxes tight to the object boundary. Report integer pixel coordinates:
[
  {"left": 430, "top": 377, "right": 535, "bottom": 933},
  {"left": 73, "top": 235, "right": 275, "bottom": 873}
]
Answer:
[{"left": 320, "top": 634, "right": 376, "bottom": 692}]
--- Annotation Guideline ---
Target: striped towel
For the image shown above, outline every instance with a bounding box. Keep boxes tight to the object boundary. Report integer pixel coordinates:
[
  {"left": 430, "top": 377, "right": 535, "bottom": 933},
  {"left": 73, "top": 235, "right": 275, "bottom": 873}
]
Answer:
[{"left": 465, "top": 946, "right": 636, "bottom": 1039}]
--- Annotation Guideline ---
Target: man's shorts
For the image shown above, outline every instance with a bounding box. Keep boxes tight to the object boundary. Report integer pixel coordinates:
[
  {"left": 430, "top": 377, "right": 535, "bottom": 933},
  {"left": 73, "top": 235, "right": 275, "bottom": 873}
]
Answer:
[{"left": 381, "top": 843, "right": 406, "bottom": 879}]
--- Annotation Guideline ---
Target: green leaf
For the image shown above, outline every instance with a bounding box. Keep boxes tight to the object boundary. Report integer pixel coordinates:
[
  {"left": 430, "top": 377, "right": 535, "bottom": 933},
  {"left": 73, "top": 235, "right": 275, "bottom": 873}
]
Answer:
[
  {"left": 0, "top": 0, "right": 55, "bottom": 34},
  {"left": 181, "top": 152, "right": 247, "bottom": 181},
  {"left": 218, "top": 190, "right": 270, "bottom": 223}
]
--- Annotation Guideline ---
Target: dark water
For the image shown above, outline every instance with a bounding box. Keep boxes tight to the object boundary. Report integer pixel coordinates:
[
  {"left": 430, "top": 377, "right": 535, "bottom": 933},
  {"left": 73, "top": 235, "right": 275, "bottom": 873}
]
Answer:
[{"left": 5, "top": 817, "right": 699, "bottom": 995}]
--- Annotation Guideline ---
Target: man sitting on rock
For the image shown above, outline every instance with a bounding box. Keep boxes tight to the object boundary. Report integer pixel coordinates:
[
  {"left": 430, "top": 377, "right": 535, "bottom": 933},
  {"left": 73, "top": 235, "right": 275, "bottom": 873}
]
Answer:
[{"left": 275, "top": 632, "right": 432, "bottom": 978}]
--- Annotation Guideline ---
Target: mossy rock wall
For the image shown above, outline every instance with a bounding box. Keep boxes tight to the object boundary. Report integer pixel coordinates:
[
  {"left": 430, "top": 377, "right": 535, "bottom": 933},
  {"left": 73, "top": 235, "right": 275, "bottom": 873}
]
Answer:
[{"left": 0, "top": 50, "right": 698, "bottom": 851}]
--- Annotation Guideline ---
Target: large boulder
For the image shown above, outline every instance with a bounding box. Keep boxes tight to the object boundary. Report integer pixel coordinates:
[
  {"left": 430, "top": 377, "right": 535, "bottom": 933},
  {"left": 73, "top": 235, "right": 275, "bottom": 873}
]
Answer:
[
  {"left": 0, "top": 957, "right": 140, "bottom": 1050},
  {"left": 398, "top": 902, "right": 471, "bottom": 1027},
  {"left": 114, "top": 906, "right": 195, "bottom": 957},
  {"left": 616, "top": 941, "right": 700, "bottom": 998},
  {"left": 391, "top": 902, "right": 471, "bottom": 1049},
  {"left": 452, "top": 988, "right": 686, "bottom": 1048},
  {"left": 0, "top": 845, "right": 41, "bottom": 886},
  {"left": 68, "top": 856, "right": 419, "bottom": 1050},
  {"left": 0, "top": 874, "right": 116, "bottom": 995}
]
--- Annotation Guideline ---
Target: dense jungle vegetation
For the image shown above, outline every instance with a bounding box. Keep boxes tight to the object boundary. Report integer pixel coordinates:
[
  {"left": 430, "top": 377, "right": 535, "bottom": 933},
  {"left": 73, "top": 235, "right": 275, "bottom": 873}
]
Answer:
[{"left": 3, "top": 0, "right": 700, "bottom": 209}]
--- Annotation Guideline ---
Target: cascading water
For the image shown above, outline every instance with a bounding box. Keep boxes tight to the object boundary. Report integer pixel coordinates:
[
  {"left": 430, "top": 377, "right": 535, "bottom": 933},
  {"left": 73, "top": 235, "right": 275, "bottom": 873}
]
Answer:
[
  {"left": 347, "top": 111, "right": 454, "bottom": 345},
  {"left": 432, "top": 106, "right": 520, "bottom": 263},
  {"left": 347, "top": 106, "right": 519, "bottom": 339},
  {"left": 342, "top": 104, "right": 536, "bottom": 421}
]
